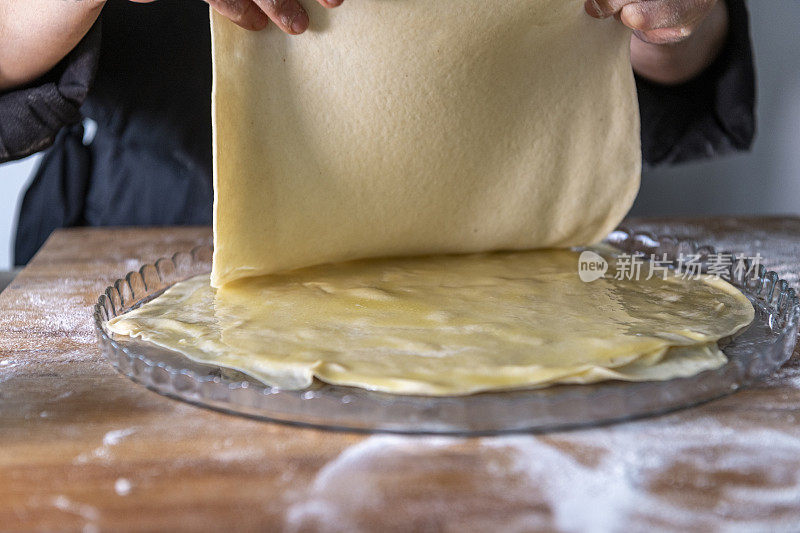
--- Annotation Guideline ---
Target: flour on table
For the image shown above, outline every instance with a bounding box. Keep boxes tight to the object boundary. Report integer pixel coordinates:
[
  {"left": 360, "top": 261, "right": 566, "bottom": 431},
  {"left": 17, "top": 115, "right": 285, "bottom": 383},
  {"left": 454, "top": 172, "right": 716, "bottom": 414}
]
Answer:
[
  {"left": 114, "top": 478, "right": 132, "bottom": 497},
  {"left": 74, "top": 427, "right": 138, "bottom": 464},
  {"left": 284, "top": 418, "right": 800, "bottom": 532}
]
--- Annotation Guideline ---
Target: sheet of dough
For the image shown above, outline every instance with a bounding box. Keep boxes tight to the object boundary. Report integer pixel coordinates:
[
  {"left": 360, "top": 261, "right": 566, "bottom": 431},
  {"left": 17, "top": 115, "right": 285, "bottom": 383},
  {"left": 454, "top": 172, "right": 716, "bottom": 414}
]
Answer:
[
  {"left": 210, "top": 0, "right": 641, "bottom": 286},
  {"left": 108, "top": 250, "right": 754, "bottom": 396}
]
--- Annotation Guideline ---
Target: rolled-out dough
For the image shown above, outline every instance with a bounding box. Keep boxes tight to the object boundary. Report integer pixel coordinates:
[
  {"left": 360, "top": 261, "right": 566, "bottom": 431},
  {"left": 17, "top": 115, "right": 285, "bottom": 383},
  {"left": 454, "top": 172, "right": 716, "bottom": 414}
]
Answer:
[
  {"left": 108, "top": 250, "right": 754, "bottom": 396},
  {"left": 210, "top": 0, "right": 641, "bottom": 286},
  {"left": 107, "top": 2, "right": 753, "bottom": 398}
]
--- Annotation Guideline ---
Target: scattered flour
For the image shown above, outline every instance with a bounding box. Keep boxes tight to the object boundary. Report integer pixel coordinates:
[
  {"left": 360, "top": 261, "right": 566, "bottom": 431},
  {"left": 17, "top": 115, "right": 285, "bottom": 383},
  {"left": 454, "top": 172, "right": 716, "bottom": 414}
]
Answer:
[
  {"left": 74, "top": 427, "right": 138, "bottom": 464},
  {"left": 284, "top": 417, "right": 800, "bottom": 532},
  {"left": 52, "top": 495, "right": 100, "bottom": 520},
  {"left": 103, "top": 428, "right": 137, "bottom": 447},
  {"left": 114, "top": 478, "right": 132, "bottom": 496},
  {"left": 285, "top": 436, "right": 459, "bottom": 532}
]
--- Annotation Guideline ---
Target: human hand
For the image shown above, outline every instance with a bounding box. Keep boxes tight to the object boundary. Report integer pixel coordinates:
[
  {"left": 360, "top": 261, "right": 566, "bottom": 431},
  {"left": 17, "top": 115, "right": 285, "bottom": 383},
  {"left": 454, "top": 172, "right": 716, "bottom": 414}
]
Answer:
[
  {"left": 584, "top": 0, "right": 729, "bottom": 84},
  {"left": 584, "top": 0, "right": 719, "bottom": 44},
  {"left": 130, "top": 0, "right": 343, "bottom": 34},
  {"left": 209, "top": 0, "right": 344, "bottom": 33}
]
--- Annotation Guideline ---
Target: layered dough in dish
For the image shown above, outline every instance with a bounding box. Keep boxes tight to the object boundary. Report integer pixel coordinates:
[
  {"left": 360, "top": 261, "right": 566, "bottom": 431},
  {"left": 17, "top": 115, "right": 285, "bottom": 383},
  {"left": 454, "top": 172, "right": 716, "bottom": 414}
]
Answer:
[
  {"left": 108, "top": 250, "right": 754, "bottom": 396},
  {"left": 106, "top": 2, "right": 756, "bottom": 396}
]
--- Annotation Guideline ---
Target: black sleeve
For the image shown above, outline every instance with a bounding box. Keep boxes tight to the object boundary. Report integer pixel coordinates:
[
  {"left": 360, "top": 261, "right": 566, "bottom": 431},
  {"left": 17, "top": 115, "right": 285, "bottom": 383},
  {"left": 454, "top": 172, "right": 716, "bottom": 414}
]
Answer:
[
  {"left": 0, "top": 20, "right": 101, "bottom": 164},
  {"left": 636, "top": 0, "right": 756, "bottom": 166}
]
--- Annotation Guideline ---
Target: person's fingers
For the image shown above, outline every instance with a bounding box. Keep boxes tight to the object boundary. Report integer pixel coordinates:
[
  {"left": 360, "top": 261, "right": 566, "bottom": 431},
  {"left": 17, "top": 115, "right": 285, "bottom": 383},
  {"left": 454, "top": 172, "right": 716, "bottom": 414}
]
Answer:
[
  {"left": 585, "top": 0, "right": 718, "bottom": 44},
  {"left": 620, "top": 0, "right": 716, "bottom": 32},
  {"left": 206, "top": 0, "right": 271, "bottom": 31},
  {"left": 584, "top": 0, "right": 632, "bottom": 19},
  {"left": 249, "top": 0, "right": 310, "bottom": 34},
  {"left": 248, "top": 0, "right": 345, "bottom": 34},
  {"left": 207, "top": 0, "right": 344, "bottom": 33}
]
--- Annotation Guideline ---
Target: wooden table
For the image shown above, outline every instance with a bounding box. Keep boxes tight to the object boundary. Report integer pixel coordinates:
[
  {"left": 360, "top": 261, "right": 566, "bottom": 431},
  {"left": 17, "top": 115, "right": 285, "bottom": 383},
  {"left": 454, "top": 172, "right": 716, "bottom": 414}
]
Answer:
[{"left": 2, "top": 218, "right": 800, "bottom": 532}]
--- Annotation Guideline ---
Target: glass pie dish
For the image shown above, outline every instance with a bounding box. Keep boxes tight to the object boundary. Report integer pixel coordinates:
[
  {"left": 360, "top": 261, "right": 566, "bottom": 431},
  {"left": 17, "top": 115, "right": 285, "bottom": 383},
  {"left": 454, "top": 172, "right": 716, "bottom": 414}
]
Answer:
[{"left": 94, "top": 230, "right": 800, "bottom": 434}]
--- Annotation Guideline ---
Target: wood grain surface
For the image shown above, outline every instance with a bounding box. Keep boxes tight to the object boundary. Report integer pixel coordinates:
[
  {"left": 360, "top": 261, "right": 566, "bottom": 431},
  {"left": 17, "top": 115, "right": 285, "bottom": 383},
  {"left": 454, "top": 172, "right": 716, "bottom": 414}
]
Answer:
[{"left": 1, "top": 219, "right": 800, "bottom": 532}]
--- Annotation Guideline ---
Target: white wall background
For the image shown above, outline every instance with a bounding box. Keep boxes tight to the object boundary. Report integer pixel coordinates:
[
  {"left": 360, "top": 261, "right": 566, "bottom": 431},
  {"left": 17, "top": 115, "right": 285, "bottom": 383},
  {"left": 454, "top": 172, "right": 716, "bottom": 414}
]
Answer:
[{"left": 0, "top": 2, "right": 797, "bottom": 270}]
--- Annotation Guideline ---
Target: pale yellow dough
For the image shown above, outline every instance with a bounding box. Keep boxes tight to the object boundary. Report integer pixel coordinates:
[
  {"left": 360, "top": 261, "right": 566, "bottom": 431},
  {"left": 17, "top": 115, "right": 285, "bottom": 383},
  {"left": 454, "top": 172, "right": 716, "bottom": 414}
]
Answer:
[
  {"left": 123, "top": 1, "right": 750, "bottom": 397},
  {"left": 108, "top": 250, "right": 754, "bottom": 396},
  {"left": 210, "top": 0, "right": 641, "bottom": 286}
]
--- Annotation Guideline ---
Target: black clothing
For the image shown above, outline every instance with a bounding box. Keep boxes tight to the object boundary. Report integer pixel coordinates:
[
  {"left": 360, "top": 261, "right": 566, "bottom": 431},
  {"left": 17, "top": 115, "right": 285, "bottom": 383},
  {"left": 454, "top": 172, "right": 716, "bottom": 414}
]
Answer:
[
  {"left": 4, "top": 1, "right": 212, "bottom": 264},
  {"left": 0, "top": 0, "right": 756, "bottom": 265},
  {"left": 637, "top": 0, "right": 756, "bottom": 164}
]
